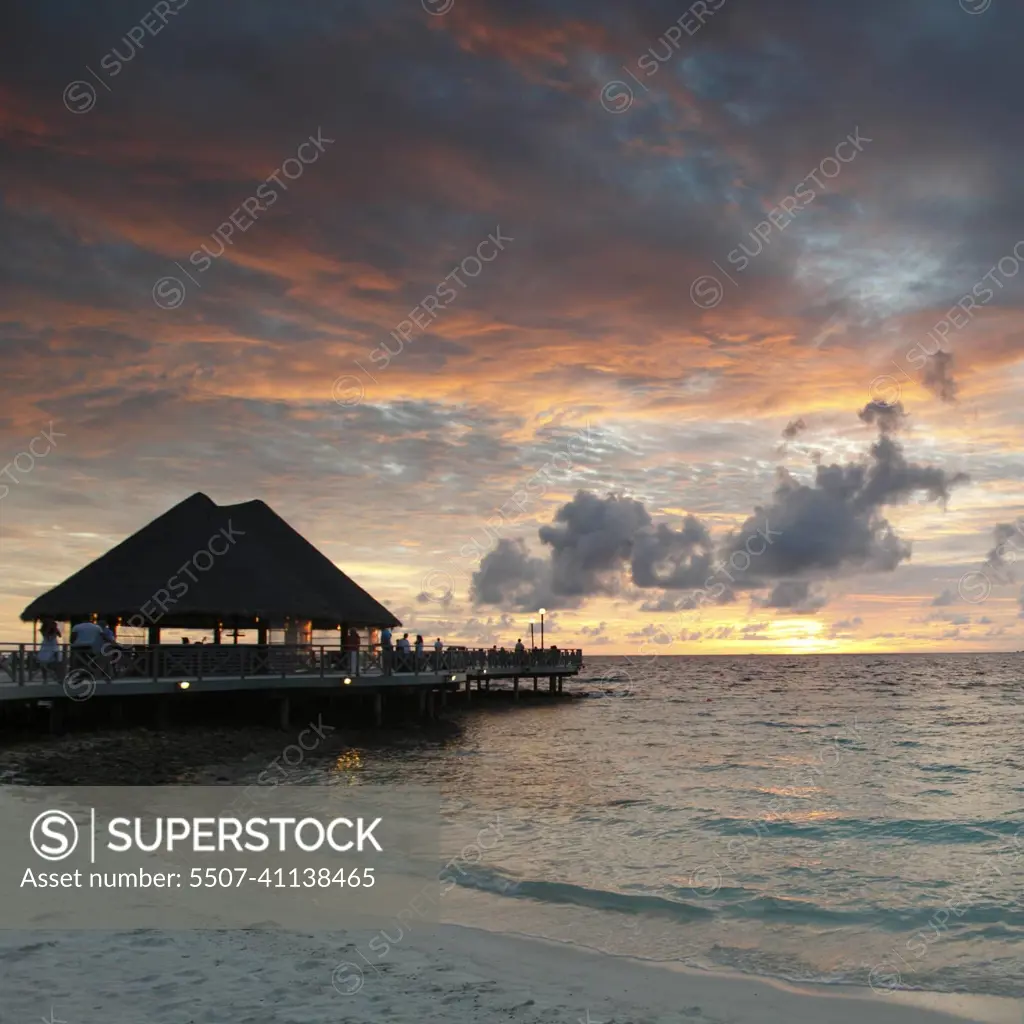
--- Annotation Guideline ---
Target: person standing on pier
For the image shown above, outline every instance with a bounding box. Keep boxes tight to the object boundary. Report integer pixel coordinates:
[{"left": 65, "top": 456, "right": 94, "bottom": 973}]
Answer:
[
  {"left": 397, "top": 632, "right": 411, "bottom": 670},
  {"left": 380, "top": 626, "right": 393, "bottom": 673},
  {"left": 345, "top": 627, "right": 360, "bottom": 677},
  {"left": 433, "top": 636, "right": 442, "bottom": 670},
  {"left": 37, "top": 618, "right": 62, "bottom": 682}
]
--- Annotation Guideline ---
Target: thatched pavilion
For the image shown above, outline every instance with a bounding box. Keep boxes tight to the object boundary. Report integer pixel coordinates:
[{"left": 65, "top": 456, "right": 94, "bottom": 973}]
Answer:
[{"left": 21, "top": 492, "right": 401, "bottom": 644}]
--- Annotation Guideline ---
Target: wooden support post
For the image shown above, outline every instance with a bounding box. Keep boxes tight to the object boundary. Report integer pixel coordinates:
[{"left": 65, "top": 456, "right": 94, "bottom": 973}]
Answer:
[
  {"left": 440, "top": 689, "right": 447, "bottom": 708},
  {"left": 533, "top": 676, "right": 538, "bottom": 691},
  {"left": 426, "top": 691, "right": 435, "bottom": 720},
  {"left": 465, "top": 677, "right": 471, "bottom": 700},
  {"left": 418, "top": 690, "right": 427, "bottom": 718},
  {"left": 48, "top": 700, "right": 65, "bottom": 735},
  {"left": 549, "top": 675, "right": 556, "bottom": 693},
  {"left": 557, "top": 677, "right": 563, "bottom": 693},
  {"left": 278, "top": 696, "right": 290, "bottom": 730},
  {"left": 513, "top": 676, "right": 519, "bottom": 701},
  {"left": 373, "top": 692, "right": 383, "bottom": 727},
  {"left": 155, "top": 697, "right": 170, "bottom": 730}
]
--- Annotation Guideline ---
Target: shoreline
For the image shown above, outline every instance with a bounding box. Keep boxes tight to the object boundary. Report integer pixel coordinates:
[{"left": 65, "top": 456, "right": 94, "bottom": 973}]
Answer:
[
  {"left": 4, "top": 920, "right": 1016, "bottom": 1024},
  {"left": 439, "top": 925, "right": 1018, "bottom": 1024}
]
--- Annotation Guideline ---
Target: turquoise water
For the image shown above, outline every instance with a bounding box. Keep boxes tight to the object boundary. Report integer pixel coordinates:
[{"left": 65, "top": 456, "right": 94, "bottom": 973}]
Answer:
[{"left": 328, "top": 654, "right": 1024, "bottom": 998}]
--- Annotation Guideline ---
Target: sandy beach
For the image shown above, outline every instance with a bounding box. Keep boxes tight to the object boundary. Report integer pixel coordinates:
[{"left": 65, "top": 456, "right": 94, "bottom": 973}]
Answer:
[{"left": 2, "top": 922, "right": 1018, "bottom": 1024}]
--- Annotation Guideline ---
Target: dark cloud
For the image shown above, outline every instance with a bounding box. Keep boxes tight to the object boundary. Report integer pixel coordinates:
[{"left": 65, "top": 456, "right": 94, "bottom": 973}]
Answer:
[
  {"left": 930, "top": 588, "right": 956, "bottom": 606},
  {"left": 759, "top": 580, "right": 828, "bottom": 614},
  {"left": 983, "top": 520, "right": 1024, "bottom": 582},
  {"left": 858, "top": 401, "right": 907, "bottom": 435},
  {"left": 539, "top": 492, "right": 652, "bottom": 597},
  {"left": 922, "top": 351, "right": 958, "bottom": 403},
  {"left": 719, "top": 431, "right": 968, "bottom": 582},
  {"left": 471, "top": 538, "right": 556, "bottom": 610},
  {"left": 782, "top": 418, "right": 807, "bottom": 440}
]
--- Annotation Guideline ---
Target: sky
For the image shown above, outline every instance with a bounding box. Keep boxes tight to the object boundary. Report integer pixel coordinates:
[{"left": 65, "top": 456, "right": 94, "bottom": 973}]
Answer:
[{"left": 2, "top": 0, "right": 1023, "bottom": 655}]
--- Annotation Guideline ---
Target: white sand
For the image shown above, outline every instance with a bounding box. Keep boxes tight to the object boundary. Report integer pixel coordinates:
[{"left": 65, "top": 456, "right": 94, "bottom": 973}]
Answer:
[{"left": 2, "top": 923, "right": 1019, "bottom": 1024}]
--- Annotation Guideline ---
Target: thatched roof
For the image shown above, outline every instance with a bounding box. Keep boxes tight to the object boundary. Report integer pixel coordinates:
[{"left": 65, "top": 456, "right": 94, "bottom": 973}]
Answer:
[{"left": 21, "top": 492, "right": 401, "bottom": 629}]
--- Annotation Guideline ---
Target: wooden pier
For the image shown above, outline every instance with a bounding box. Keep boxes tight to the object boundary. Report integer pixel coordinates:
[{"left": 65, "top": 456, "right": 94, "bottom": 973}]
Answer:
[{"left": 0, "top": 643, "right": 584, "bottom": 731}]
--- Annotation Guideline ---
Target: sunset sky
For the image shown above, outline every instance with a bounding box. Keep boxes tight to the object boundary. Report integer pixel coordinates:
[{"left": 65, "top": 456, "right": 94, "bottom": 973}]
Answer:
[{"left": 2, "top": 0, "right": 1023, "bottom": 654}]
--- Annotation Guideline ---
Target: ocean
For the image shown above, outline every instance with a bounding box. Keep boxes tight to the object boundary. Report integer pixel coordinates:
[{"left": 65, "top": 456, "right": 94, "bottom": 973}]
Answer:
[
  {"left": 6, "top": 652, "right": 1023, "bottom": 1000},
  {"left": 325, "top": 653, "right": 1024, "bottom": 999}
]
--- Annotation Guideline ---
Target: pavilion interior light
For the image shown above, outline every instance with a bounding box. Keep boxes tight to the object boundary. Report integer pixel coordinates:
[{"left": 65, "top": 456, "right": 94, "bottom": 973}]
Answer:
[
  {"left": 343, "top": 677, "right": 352, "bottom": 685},
  {"left": 178, "top": 681, "right": 191, "bottom": 691}
]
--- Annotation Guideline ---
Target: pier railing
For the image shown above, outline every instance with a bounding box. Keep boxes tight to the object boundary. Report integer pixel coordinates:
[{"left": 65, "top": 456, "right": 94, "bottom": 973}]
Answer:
[{"left": 0, "top": 642, "right": 583, "bottom": 686}]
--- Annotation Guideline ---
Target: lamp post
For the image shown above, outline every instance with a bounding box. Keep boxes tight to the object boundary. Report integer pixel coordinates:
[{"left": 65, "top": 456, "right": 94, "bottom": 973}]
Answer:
[
  {"left": 539, "top": 608, "right": 546, "bottom": 650},
  {"left": 528, "top": 619, "right": 535, "bottom": 650}
]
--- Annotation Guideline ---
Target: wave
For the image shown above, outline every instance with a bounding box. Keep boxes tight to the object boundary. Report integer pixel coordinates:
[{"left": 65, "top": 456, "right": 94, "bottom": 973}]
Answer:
[
  {"left": 449, "top": 865, "right": 1024, "bottom": 933},
  {"left": 696, "top": 815, "right": 1023, "bottom": 844},
  {"left": 450, "top": 865, "right": 713, "bottom": 922}
]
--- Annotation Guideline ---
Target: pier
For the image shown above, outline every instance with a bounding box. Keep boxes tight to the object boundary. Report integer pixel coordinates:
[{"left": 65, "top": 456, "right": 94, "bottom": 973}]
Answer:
[{"left": 0, "top": 642, "right": 584, "bottom": 730}]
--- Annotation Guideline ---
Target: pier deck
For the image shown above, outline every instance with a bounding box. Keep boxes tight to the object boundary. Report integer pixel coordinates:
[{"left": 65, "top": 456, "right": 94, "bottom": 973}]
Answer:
[{"left": 0, "top": 643, "right": 583, "bottom": 705}]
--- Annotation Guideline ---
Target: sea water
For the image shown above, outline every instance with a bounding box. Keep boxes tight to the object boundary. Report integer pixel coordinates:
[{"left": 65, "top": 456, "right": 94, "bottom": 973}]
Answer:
[{"left": 313, "top": 653, "right": 1024, "bottom": 999}]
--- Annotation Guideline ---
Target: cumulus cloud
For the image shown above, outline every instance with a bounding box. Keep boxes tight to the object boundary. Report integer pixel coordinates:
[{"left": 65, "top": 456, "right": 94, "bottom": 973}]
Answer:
[
  {"left": 470, "top": 538, "right": 556, "bottom": 609},
  {"left": 472, "top": 492, "right": 715, "bottom": 609},
  {"left": 473, "top": 408, "right": 969, "bottom": 614}
]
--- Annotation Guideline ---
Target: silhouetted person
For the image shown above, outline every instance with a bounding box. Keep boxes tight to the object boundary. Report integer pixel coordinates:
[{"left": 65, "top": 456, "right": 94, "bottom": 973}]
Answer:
[
  {"left": 345, "top": 628, "right": 360, "bottom": 676},
  {"left": 38, "top": 618, "right": 62, "bottom": 682}
]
